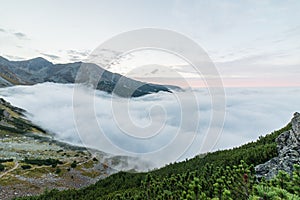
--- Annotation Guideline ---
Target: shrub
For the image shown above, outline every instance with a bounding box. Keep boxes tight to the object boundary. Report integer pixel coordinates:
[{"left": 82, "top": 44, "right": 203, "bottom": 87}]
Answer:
[
  {"left": 71, "top": 161, "right": 77, "bottom": 168},
  {"left": 21, "top": 165, "right": 31, "bottom": 170},
  {"left": 55, "top": 168, "right": 62, "bottom": 174},
  {"left": 0, "top": 163, "right": 5, "bottom": 171}
]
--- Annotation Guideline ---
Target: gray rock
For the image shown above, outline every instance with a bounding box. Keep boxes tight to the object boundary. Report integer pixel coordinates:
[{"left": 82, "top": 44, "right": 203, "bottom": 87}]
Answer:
[
  {"left": 3, "top": 110, "right": 11, "bottom": 120},
  {"left": 255, "top": 112, "right": 300, "bottom": 180}
]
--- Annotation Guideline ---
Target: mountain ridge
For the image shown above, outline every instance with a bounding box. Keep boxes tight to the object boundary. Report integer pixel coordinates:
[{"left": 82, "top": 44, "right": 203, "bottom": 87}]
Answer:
[{"left": 0, "top": 56, "right": 179, "bottom": 97}]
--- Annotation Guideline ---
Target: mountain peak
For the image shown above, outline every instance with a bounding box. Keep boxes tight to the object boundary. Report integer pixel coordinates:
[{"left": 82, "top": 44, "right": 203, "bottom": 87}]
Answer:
[
  {"left": 8, "top": 57, "right": 54, "bottom": 73},
  {"left": 25, "top": 57, "right": 52, "bottom": 64},
  {"left": 30, "top": 57, "right": 48, "bottom": 61},
  {"left": 0, "top": 56, "right": 9, "bottom": 62}
]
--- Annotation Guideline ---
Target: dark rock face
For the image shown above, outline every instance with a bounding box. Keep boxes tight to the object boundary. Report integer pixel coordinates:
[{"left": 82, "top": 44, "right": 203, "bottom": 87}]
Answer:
[
  {"left": 255, "top": 112, "right": 300, "bottom": 180},
  {"left": 0, "top": 56, "right": 179, "bottom": 97}
]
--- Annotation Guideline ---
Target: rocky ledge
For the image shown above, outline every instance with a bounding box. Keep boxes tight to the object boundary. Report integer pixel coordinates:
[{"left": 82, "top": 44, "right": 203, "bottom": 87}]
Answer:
[{"left": 255, "top": 112, "right": 300, "bottom": 180}]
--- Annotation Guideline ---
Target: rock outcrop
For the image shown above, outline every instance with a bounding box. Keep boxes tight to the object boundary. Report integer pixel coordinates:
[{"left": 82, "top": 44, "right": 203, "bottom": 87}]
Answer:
[{"left": 255, "top": 112, "right": 300, "bottom": 180}]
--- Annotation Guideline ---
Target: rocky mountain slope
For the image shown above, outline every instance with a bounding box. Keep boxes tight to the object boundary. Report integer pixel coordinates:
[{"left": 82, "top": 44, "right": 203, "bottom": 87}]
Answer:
[
  {"left": 0, "top": 97, "right": 45, "bottom": 137},
  {"left": 255, "top": 112, "right": 300, "bottom": 179},
  {"left": 0, "top": 98, "right": 147, "bottom": 200},
  {"left": 0, "top": 56, "right": 178, "bottom": 97}
]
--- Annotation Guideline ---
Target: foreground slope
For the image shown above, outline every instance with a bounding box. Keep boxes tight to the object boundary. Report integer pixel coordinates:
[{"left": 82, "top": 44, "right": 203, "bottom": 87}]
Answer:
[
  {"left": 0, "top": 99, "right": 142, "bottom": 200},
  {"left": 17, "top": 113, "right": 300, "bottom": 199}
]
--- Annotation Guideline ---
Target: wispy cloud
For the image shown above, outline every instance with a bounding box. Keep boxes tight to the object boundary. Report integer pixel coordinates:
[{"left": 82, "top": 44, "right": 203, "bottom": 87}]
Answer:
[
  {"left": 283, "top": 25, "right": 300, "bottom": 37},
  {"left": 4, "top": 55, "right": 25, "bottom": 60},
  {"left": 0, "top": 28, "right": 29, "bottom": 40},
  {"left": 66, "top": 49, "right": 90, "bottom": 62},
  {"left": 40, "top": 53, "right": 60, "bottom": 60},
  {"left": 13, "top": 32, "right": 29, "bottom": 40},
  {"left": 67, "top": 50, "right": 90, "bottom": 57}
]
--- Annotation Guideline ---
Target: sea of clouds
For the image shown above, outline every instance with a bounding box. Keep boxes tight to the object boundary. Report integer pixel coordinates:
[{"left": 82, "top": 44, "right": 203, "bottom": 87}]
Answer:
[{"left": 0, "top": 82, "right": 299, "bottom": 169}]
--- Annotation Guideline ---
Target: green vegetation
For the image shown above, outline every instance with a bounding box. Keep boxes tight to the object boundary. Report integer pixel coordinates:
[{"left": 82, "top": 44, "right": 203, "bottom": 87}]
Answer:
[
  {"left": 81, "top": 160, "right": 95, "bottom": 169},
  {"left": 0, "top": 98, "right": 47, "bottom": 137},
  {"left": 0, "top": 158, "right": 13, "bottom": 163},
  {"left": 23, "top": 158, "right": 63, "bottom": 166},
  {"left": 21, "top": 165, "right": 32, "bottom": 170},
  {"left": 15, "top": 123, "right": 300, "bottom": 199},
  {"left": 71, "top": 161, "right": 77, "bottom": 168},
  {"left": 55, "top": 167, "right": 61, "bottom": 174},
  {"left": 80, "top": 170, "right": 101, "bottom": 178},
  {"left": 93, "top": 157, "right": 98, "bottom": 162},
  {"left": 0, "top": 124, "right": 26, "bottom": 134},
  {"left": 0, "top": 163, "right": 5, "bottom": 171}
]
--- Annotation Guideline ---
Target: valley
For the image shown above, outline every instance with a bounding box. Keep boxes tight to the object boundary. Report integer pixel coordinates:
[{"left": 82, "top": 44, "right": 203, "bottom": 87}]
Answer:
[{"left": 0, "top": 98, "right": 121, "bottom": 200}]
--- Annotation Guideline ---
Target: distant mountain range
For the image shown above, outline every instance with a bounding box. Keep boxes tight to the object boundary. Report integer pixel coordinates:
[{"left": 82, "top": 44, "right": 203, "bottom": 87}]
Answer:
[{"left": 0, "top": 56, "right": 179, "bottom": 97}]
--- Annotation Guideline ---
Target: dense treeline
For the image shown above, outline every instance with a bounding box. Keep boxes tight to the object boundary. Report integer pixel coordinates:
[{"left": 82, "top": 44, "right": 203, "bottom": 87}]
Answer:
[
  {"left": 23, "top": 158, "right": 63, "bottom": 166},
  {"left": 0, "top": 158, "right": 13, "bottom": 163},
  {"left": 16, "top": 123, "right": 300, "bottom": 199}
]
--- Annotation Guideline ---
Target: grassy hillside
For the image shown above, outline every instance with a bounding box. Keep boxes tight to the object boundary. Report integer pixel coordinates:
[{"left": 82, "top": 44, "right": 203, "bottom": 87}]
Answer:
[
  {"left": 0, "top": 99, "right": 112, "bottom": 200},
  {"left": 0, "top": 98, "right": 46, "bottom": 137},
  {"left": 15, "top": 122, "right": 300, "bottom": 199}
]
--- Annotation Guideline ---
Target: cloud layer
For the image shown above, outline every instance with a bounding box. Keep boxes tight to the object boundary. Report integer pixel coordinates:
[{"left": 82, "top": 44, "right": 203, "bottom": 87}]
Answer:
[{"left": 0, "top": 83, "right": 299, "bottom": 169}]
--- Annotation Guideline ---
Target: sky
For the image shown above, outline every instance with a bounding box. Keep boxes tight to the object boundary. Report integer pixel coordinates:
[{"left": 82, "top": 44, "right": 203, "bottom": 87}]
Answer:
[{"left": 0, "top": 0, "right": 300, "bottom": 87}]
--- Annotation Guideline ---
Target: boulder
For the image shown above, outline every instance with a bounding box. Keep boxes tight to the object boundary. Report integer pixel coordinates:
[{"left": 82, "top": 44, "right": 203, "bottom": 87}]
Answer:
[{"left": 255, "top": 112, "right": 300, "bottom": 180}]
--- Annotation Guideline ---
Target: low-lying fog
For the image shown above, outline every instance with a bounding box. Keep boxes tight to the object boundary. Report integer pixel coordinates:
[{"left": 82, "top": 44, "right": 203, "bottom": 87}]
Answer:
[{"left": 0, "top": 83, "right": 299, "bottom": 170}]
